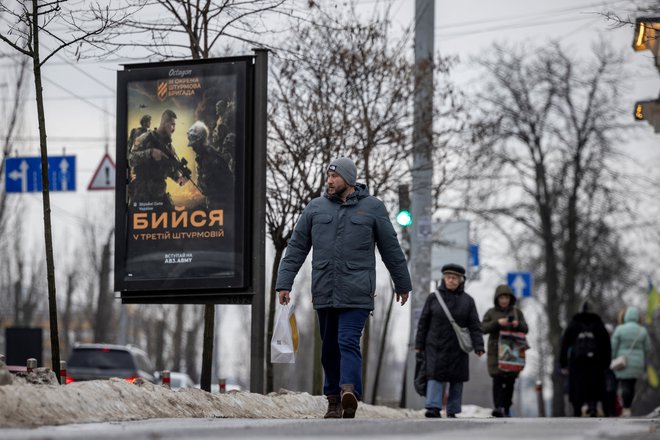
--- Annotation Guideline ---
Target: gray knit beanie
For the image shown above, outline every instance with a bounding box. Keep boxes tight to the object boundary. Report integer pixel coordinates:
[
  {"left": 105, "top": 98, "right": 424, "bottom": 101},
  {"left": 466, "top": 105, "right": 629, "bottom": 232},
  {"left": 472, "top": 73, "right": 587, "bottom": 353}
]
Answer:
[{"left": 327, "top": 157, "right": 357, "bottom": 186}]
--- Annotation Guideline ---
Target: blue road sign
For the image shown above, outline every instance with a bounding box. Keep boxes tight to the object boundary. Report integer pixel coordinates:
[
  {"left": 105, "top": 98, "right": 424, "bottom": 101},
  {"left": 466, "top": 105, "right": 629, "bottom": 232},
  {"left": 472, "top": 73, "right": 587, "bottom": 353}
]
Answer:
[
  {"left": 5, "top": 156, "right": 76, "bottom": 193},
  {"left": 470, "top": 243, "right": 479, "bottom": 269},
  {"left": 507, "top": 271, "right": 533, "bottom": 298}
]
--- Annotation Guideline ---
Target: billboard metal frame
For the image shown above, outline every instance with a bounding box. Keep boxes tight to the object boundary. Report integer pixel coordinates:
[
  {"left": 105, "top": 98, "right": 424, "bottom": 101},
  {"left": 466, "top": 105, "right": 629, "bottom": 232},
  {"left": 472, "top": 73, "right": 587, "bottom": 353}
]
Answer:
[{"left": 114, "top": 56, "right": 260, "bottom": 303}]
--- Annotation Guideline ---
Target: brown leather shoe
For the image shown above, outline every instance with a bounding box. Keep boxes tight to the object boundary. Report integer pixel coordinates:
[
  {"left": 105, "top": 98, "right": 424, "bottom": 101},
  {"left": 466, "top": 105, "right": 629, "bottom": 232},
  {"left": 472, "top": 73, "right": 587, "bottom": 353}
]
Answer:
[
  {"left": 324, "top": 395, "right": 342, "bottom": 418},
  {"left": 340, "top": 384, "right": 358, "bottom": 419}
]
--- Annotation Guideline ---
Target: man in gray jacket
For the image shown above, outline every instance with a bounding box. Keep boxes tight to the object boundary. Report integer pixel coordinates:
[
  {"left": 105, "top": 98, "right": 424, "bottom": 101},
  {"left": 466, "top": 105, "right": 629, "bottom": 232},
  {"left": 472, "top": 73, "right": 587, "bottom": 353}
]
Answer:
[{"left": 276, "top": 157, "right": 412, "bottom": 419}]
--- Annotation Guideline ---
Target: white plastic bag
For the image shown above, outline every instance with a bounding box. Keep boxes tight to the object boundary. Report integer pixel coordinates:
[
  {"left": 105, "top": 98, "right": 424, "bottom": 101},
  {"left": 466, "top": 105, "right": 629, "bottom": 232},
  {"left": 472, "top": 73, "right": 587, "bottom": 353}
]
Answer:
[{"left": 271, "top": 303, "right": 295, "bottom": 364}]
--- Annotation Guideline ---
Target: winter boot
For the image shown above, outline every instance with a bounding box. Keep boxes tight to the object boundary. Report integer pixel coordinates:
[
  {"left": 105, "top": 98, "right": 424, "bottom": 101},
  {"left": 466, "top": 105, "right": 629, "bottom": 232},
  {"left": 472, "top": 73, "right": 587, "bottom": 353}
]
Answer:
[
  {"left": 491, "top": 408, "right": 504, "bottom": 418},
  {"left": 340, "top": 384, "right": 358, "bottom": 419},
  {"left": 324, "top": 395, "right": 342, "bottom": 419},
  {"left": 425, "top": 408, "right": 441, "bottom": 418}
]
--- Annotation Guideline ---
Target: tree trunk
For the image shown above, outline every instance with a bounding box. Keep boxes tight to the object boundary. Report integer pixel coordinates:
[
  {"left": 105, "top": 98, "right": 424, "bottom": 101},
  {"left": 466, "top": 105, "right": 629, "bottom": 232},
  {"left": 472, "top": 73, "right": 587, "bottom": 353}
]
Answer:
[
  {"left": 172, "top": 304, "right": 184, "bottom": 371},
  {"left": 31, "top": 0, "right": 60, "bottom": 379},
  {"left": 13, "top": 278, "right": 21, "bottom": 325},
  {"left": 62, "top": 272, "right": 75, "bottom": 355},
  {"left": 154, "top": 318, "right": 166, "bottom": 371},
  {"left": 94, "top": 230, "right": 114, "bottom": 343},
  {"left": 200, "top": 304, "right": 214, "bottom": 392},
  {"left": 185, "top": 325, "right": 200, "bottom": 383},
  {"left": 371, "top": 287, "right": 395, "bottom": 404},
  {"left": 540, "top": 206, "right": 564, "bottom": 416}
]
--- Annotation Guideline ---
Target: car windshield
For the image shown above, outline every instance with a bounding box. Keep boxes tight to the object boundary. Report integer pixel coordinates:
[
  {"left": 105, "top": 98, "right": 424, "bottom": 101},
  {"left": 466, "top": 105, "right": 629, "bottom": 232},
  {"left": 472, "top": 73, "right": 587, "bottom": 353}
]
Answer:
[{"left": 68, "top": 348, "right": 134, "bottom": 370}]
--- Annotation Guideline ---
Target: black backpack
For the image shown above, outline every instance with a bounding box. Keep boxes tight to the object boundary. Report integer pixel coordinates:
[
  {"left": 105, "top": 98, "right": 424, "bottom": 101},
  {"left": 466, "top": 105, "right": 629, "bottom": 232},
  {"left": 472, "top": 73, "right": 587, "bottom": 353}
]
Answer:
[{"left": 573, "top": 327, "right": 597, "bottom": 360}]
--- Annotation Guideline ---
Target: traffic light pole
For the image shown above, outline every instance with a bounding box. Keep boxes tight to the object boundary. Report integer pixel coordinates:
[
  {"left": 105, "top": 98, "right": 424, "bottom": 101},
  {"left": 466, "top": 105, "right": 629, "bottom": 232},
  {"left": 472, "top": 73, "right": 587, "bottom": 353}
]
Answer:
[{"left": 404, "top": 0, "right": 435, "bottom": 409}]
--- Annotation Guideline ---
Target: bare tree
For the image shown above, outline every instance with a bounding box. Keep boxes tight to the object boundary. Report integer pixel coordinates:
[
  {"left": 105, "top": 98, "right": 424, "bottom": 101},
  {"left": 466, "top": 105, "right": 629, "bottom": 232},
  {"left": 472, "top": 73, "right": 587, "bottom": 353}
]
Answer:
[
  {"left": 467, "top": 41, "right": 637, "bottom": 415},
  {"left": 60, "top": 267, "right": 78, "bottom": 356},
  {"left": 7, "top": 216, "right": 46, "bottom": 327},
  {"left": 0, "top": 52, "right": 30, "bottom": 332},
  {"left": 0, "top": 0, "right": 130, "bottom": 380},
  {"left": 603, "top": 1, "right": 660, "bottom": 27},
  {"left": 265, "top": 3, "right": 416, "bottom": 393},
  {"left": 105, "top": 0, "right": 290, "bottom": 59},
  {"left": 102, "top": 0, "right": 294, "bottom": 393},
  {"left": 91, "top": 228, "right": 116, "bottom": 343},
  {"left": 0, "top": 55, "right": 29, "bottom": 235}
]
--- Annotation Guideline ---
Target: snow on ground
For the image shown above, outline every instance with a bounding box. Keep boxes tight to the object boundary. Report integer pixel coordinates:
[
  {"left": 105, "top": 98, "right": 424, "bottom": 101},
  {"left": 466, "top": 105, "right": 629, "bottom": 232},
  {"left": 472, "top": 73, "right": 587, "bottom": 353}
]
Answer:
[{"left": 0, "top": 364, "right": 491, "bottom": 428}]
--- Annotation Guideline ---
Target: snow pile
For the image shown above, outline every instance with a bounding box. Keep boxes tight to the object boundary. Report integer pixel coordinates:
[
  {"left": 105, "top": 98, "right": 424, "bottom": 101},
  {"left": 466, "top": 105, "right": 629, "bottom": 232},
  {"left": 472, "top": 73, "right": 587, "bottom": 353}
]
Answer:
[
  {"left": 0, "top": 365, "right": 421, "bottom": 428},
  {"left": 0, "top": 362, "right": 496, "bottom": 428}
]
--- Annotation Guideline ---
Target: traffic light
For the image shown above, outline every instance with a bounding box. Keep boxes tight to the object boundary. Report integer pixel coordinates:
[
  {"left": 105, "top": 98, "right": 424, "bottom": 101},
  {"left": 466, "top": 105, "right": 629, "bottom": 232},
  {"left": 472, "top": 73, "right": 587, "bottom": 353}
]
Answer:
[
  {"left": 634, "top": 100, "right": 660, "bottom": 133},
  {"left": 396, "top": 184, "right": 412, "bottom": 227},
  {"left": 631, "top": 17, "right": 660, "bottom": 132},
  {"left": 632, "top": 17, "right": 659, "bottom": 52}
]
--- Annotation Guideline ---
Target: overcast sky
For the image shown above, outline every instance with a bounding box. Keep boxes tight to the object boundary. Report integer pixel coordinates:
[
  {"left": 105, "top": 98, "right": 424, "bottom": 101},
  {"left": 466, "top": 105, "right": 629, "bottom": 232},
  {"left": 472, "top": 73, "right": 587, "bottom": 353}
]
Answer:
[
  {"left": 2, "top": 0, "right": 658, "bottom": 308},
  {"left": 2, "top": 0, "right": 658, "bottom": 392}
]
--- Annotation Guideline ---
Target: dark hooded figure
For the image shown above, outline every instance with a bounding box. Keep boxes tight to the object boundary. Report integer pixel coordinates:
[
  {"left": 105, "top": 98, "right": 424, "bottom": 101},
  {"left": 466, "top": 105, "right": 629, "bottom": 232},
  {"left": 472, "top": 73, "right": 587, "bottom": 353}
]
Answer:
[
  {"left": 559, "top": 303, "right": 612, "bottom": 417},
  {"left": 482, "top": 284, "right": 529, "bottom": 417}
]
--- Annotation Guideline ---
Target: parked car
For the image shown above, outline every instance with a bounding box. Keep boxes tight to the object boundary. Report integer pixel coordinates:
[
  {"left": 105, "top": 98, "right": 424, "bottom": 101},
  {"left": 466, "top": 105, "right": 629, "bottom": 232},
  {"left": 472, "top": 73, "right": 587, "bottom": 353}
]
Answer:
[
  {"left": 169, "top": 372, "right": 195, "bottom": 391},
  {"left": 66, "top": 343, "right": 159, "bottom": 384}
]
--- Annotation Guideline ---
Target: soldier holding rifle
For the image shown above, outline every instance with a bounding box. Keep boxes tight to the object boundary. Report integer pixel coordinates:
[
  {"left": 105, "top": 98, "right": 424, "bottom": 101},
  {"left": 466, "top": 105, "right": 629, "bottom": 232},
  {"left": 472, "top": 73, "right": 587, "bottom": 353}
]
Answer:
[{"left": 129, "top": 109, "right": 189, "bottom": 210}]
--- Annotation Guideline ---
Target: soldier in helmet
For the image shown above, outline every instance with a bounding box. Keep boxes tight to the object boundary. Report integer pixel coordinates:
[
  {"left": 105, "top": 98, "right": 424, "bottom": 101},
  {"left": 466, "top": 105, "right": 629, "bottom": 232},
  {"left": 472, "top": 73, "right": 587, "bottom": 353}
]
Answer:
[
  {"left": 128, "top": 114, "right": 152, "bottom": 153},
  {"left": 211, "top": 99, "right": 235, "bottom": 173},
  {"left": 186, "top": 120, "right": 233, "bottom": 210},
  {"left": 129, "top": 109, "right": 188, "bottom": 210}
]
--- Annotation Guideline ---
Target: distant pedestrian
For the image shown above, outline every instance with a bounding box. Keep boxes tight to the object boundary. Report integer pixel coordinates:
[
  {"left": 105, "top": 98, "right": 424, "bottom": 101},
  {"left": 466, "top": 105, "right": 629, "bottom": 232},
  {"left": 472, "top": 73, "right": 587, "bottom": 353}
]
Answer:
[
  {"left": 611, "top": 306, "right": 650, "bottom": 417},
  {"left": 275, "top": 157, "right": 411, "bottom": 419},
  {"left": 603, "top": 323, "right": 619, "bottom": 417},
  {"left": 559, "top": 303, "right": 611, "bottom": 417},
  {"left": 415, "top": 263, "right": 485, "bottom": 418},
  {"left": 481, "top": 284, "right": 529, "bottom": 417}
]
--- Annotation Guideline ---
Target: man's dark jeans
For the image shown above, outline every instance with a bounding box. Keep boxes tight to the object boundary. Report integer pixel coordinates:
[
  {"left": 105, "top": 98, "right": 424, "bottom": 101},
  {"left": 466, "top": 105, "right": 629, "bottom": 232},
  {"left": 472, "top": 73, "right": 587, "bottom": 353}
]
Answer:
[{"left": 317, "top": 308, "right": 370, "bottom": 399}]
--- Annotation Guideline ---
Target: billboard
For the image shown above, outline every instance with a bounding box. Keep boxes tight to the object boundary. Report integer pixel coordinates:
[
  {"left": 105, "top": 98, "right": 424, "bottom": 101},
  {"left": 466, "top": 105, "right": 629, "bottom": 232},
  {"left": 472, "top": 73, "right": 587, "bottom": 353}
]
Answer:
[{"left": 114, "top": 57, "right": 253, "bottom": 295}]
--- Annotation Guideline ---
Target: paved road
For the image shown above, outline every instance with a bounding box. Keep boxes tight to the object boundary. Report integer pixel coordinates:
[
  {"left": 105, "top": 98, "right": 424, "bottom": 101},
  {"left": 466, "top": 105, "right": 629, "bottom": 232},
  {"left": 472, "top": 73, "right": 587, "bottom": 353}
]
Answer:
[{"left": 1, "top": 417, "right": 658, "bottom": 440}]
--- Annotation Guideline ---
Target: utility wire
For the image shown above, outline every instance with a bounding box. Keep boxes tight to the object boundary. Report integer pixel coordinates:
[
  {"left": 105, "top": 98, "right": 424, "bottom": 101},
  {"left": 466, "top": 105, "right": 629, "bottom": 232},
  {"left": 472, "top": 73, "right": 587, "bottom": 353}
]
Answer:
[
  {"left": 437, "top": 14, "right": 604, "bottom": 41},
  {"left": 435, "top": 0, "right": 630, "bottom": 31},
  {"left": 42, "top": 76, "right": 115, "bottom": 118}
]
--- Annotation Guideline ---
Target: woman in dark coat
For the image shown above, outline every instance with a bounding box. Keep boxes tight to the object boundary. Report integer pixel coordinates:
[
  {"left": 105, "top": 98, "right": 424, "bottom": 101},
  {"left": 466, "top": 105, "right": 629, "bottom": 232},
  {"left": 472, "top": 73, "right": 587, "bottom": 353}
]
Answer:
[
  {"left": 482, "top": 284, "right": 529, "bottom": 417},
  {"left": 415, "top": 263, "right": 485, "bottom": 418},
  {"left": 559, "top": 303, "right": 611, "bottom": 417}
]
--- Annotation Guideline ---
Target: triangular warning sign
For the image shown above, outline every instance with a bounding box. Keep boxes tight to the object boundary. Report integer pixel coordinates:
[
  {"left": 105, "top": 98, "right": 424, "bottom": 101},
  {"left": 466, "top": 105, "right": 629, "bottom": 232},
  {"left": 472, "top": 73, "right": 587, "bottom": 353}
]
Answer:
[{"left": 87, "top": 154, "right": 116, "bottom": 190}]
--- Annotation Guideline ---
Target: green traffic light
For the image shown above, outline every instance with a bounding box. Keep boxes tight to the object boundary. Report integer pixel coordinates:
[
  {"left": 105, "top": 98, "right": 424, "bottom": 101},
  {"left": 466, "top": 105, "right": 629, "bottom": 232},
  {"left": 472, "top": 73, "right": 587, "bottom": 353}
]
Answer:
[{"left": 396, "top": 210, "right": 412, "bottom": 227}]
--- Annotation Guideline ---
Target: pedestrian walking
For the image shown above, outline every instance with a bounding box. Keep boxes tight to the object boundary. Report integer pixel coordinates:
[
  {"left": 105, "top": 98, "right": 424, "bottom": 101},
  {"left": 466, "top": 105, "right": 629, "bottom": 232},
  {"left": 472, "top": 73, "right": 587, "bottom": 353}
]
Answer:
[
  {"left": 559, "top": 303, "right": 611, "bottom": 417},
  {"left": 611, "top": 306, "right": 650, "bottom": 417},
  {"left": 481, "top": 284, "right": 529, "bottom": 417},
  {"left": 415, "top": 263, "right": 485, "bottom": 418},
  {"left": 275, "top": 157, "right": 412, "bottom": 419},
  {"left": 602, "top": 323, "right": 619, "bottom": 417}
]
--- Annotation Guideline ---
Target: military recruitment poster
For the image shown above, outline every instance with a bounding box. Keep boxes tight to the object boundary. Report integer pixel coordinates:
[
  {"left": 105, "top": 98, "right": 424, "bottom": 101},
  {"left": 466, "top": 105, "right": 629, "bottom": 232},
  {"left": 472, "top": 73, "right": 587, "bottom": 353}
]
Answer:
[{"left": 115, "top": 57, "right": 252, "bottom": 295}]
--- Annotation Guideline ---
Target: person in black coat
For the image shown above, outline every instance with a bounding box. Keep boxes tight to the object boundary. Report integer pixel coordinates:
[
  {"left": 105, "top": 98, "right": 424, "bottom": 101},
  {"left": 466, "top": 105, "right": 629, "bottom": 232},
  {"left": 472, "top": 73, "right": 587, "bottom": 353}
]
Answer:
[
  {"left": 559, "top": 302, "right": 612, "bottom": 417},
  {"left": 415, "top": 263, "right": 485, "bottom": 418}
]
